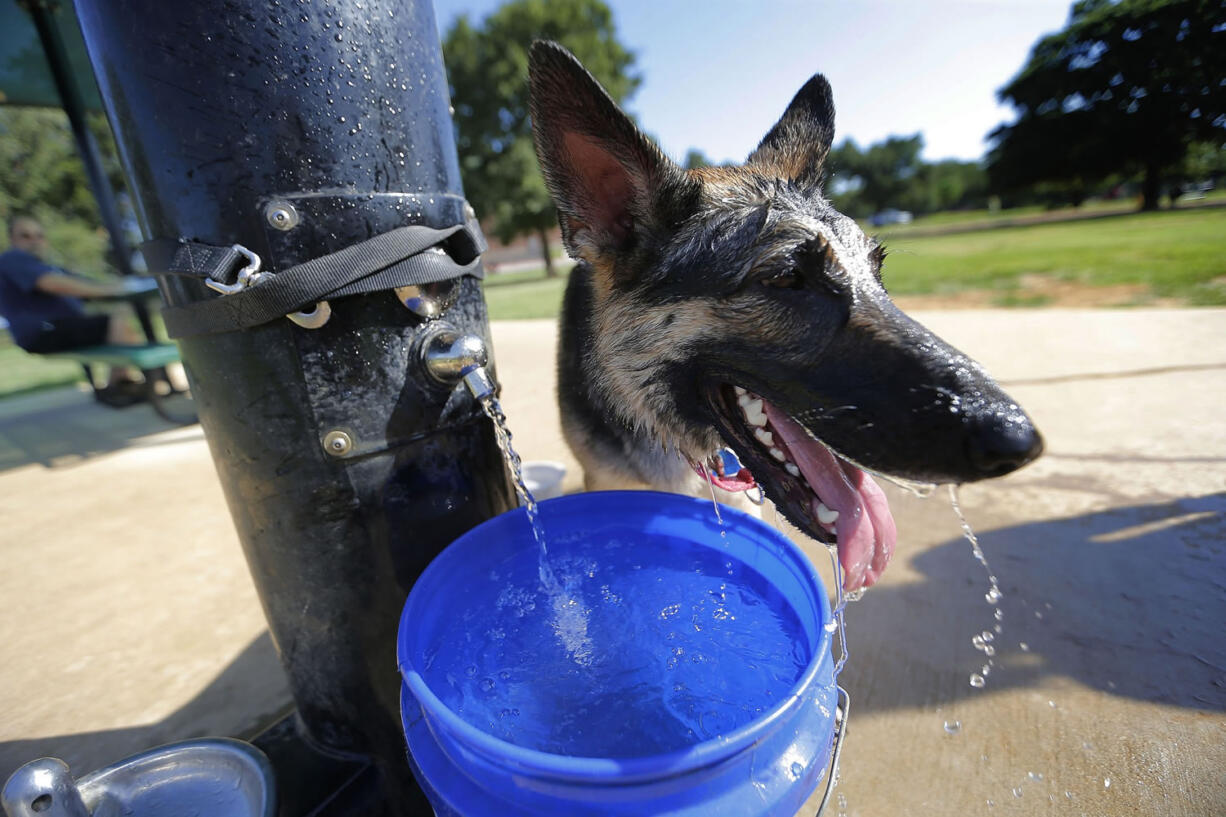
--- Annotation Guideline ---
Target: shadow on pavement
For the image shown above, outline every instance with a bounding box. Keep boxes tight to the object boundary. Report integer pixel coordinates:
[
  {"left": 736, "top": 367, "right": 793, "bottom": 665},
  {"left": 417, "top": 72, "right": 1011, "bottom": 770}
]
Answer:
[
  {"left": 0, "top": 387, "right": 201, "bottom": 472},
  {"left": 0, "top": 632, "right": 289, "bottom": 784},
  {"left": 4, "top": 494, "right": 1222, "bottom": 784},
  {"left": 842, "top": 492, "right": 1226, "bottom": 714}
]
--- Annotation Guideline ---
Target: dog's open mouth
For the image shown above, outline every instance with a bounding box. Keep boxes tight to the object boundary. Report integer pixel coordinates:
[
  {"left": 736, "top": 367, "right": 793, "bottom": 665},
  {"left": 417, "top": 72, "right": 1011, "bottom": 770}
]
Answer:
[{"left": 701, "top": 385, "right": 898, "bottom": 591}]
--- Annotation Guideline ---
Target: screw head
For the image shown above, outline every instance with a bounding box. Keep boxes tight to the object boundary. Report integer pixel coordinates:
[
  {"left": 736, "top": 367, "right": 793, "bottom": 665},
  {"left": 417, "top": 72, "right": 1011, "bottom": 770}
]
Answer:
[
  {"left": 265, "top": 201, "right": 300, "bottom": 231},
  {"left": 323, "top": 430, "right": 353, "bottom": 456}
]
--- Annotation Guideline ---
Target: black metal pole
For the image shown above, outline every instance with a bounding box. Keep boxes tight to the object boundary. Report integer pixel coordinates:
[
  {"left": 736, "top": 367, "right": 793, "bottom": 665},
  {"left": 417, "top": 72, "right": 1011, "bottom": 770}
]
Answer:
[
  {"left": 21, "top": 0, "right": 159, "bottom": 340},
  {"left": 70, "top": 1, "right": 516, "bottom": 813}
]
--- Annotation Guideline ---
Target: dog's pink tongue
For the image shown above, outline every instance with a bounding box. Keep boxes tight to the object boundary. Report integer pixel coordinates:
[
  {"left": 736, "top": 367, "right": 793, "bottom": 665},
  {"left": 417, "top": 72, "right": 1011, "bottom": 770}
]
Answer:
[{"left": 765, "top": 405, "right": 897, "bottom": 591}]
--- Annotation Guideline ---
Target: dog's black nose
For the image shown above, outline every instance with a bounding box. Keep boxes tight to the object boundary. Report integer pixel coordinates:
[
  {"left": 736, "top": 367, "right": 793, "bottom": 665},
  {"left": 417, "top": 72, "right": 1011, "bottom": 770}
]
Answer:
[{"left": 966, "top": 412, "right": 1044, "bottom": 477}]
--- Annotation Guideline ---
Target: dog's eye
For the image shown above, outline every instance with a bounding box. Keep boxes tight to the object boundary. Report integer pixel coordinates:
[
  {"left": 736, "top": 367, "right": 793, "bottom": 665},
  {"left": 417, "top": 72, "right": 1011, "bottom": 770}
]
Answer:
[{"left": 760, "top": 271, "right": 802, "bottom": 290}]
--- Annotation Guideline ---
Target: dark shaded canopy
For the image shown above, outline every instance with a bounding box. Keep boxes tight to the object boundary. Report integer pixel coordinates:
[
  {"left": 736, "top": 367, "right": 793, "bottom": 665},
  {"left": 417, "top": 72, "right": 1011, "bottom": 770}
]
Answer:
[{"left": 0, "top": 0, "right": 101, "bottom": 109}]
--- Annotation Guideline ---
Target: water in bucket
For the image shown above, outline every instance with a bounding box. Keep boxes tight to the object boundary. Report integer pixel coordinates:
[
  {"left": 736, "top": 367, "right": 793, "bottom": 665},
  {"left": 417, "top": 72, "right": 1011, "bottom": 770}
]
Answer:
[
  {"left": 423, "top": 529, "right": 809, "bottom": 756},
  {"left": 467, "top": 394, "right": 810, "bottom": 756}
]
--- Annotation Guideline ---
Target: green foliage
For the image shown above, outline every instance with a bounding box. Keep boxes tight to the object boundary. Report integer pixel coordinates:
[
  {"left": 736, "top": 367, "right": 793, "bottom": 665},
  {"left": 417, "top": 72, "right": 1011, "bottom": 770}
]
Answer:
[
  {"left": 905, "top": 159, "right": 991, "bottom": 214},
  {"left": 1174, "top": 141, "right": 1226, "bottom": 185},
  {"left": 988, "top": 0, "right": 1226, "bottom": 210},
  {"left": 0, "top": 107, "right": 97, "bottom": 225},
  {"left": 442, "top": 0, "right": 639, "bottom": 269},
  {"left": 826, "top": 134, "right": 989, "bottom": 217},
  {"left": 827, "top": 135, "right": 923, "bottom": 216},
  {"left": 683, "top": 148, "right": 713, "bottom": 170},
  {"left": 0, "top": 107, "right": 122, "bottom": 276}
]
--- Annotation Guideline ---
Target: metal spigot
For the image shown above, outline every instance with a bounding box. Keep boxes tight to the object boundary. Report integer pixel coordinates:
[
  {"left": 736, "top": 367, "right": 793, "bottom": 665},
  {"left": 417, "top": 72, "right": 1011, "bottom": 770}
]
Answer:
[{"left": 419, "top": 321, "right": 496, "bottom": 401}]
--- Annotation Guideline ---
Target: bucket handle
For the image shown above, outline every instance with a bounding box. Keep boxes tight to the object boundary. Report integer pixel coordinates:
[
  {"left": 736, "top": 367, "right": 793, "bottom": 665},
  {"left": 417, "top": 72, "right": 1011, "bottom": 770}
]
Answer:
[{"left": 814, "top": 685, "right": 850, "bottom": 817}]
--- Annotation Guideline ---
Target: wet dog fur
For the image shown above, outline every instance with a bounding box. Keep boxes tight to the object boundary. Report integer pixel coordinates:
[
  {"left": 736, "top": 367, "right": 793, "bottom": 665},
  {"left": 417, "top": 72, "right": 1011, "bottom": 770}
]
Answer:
[{"left": 527, "top": 42, "right": 1042, "bottom": 582}]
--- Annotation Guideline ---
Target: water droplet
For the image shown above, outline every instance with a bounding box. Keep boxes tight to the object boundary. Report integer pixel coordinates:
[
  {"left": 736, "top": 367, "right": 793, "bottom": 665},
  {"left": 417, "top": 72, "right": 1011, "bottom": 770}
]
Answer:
[
  {"left": 985, "top": 587, "right": 1002, "bottom": 604},
  {"left": 1104, "top": 777, "right": 1111, "bottom": 789},
  {"left": 943, "top": 719, "right": 961, "bottom": 735},
  {"left": 1028, "top": 771, "right": 1043, "bottom": 781},
  {"left": 969, "top": 673, "right": 985, "bottom": 688},
  {"left": 1012, "top": 787, "right": 1023, "bottom": 798},
  {"left": 479, "top": 677, "right": 495, "bottom": 692},
  {"left": 789, "top": 761, "right": 804, "bottom": 779},
  {"left": 464, "top": 665, "right": 476, "bottom": 677}
]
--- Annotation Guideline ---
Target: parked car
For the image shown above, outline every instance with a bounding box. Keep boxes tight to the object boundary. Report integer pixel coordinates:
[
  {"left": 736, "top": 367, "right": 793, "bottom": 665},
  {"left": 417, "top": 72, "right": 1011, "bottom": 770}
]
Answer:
[{"left": 869, "top": 208, "right": 914, "bottom": 226}]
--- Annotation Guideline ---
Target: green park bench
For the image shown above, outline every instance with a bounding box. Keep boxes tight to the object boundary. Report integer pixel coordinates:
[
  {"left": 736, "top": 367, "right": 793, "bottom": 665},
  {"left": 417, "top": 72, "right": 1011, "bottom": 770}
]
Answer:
[
  {"left": 42, "top": 342, "right": 198, "bottom": 425},
  {"left": 1, "top": 314, "right": 197, "bottom": 425}
]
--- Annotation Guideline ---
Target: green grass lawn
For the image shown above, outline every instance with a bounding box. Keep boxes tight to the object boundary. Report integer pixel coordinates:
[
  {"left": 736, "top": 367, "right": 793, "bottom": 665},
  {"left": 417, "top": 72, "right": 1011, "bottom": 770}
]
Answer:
[
  {"left": 876, "top": 206, "right": 1226, "bottom": 305},
  {"left": 876, "top": 189, "right": 1226, "bottom": 237},
  {"left": 2, "top": 205, "right": 1221, "bottom": 396},
  {"left": 482, "top": 205, "right": 1226, "bottom": 318},
  {"left": 0, "top": 340, "right": 87, "bottom": 398}
]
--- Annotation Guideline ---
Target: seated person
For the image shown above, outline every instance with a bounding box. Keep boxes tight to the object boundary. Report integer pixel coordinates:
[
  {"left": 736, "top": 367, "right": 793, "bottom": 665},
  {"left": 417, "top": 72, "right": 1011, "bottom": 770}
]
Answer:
[{"left": 0, "top": 215, "right": 147, "bottom": 405}]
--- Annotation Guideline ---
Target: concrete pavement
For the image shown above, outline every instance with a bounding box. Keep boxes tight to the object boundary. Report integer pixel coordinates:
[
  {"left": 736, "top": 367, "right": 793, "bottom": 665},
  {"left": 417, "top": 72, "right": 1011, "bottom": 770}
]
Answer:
[{"left": 1, "top": 309, "right": 1224, "bottom": 816}]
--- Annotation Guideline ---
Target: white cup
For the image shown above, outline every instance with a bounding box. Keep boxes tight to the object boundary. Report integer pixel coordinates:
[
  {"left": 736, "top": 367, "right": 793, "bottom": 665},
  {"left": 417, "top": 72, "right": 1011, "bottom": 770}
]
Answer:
[{"left": 521, "top": 461, "right": 567, "bottom": 502}]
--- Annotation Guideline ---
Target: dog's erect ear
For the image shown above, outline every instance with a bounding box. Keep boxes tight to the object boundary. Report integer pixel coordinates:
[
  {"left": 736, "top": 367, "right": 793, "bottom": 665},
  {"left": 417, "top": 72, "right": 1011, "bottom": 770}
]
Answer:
[
  {"left": 747, "top": 74, "right": 836, "bottom": 184},
  {"left": 528, "top": 41, "right": 690, "bottom": 265}
]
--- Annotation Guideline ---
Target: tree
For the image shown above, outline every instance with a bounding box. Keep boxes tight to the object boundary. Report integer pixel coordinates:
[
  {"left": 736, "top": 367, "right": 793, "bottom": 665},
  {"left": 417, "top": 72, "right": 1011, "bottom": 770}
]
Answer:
[
  {"left": 0, "top": 107, "right": 128, "bottom": 275},
  {"left": 442, "top": 0, "right": 639, "bottom": 276},
  {"left": 682, "top": 148, "right": 713, "bottom": 170},
  {"left": 906, "top": 159, "right": 990, "bottom": 213},
  {"left": 0, "top": 107, "right": 99, "bottom": 225},
  {"left": 825, "top": 134, "right": 925, "bottom": 217},
  {"left": 988, "top": 0, "right": 1226, "bottom": 210}
]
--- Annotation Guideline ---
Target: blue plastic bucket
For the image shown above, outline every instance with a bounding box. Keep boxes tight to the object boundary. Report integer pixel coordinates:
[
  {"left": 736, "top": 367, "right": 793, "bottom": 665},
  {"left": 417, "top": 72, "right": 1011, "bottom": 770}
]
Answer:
[{"left": 397, "top": 491, "right": 837, "bottom": 816}]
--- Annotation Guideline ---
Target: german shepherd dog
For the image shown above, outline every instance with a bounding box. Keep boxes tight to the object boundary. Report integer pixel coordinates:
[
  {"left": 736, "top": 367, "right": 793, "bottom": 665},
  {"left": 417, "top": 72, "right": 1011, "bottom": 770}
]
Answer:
[{"left": 527, "top": 42, "right": 1043, "bottom": 591}]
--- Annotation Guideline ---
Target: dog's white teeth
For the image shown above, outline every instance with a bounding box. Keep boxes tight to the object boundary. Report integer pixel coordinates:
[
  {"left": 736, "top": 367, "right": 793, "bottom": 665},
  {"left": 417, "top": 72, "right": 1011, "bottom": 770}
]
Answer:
[
  {"left": 734, "top": 386, "right": 746, "bottom": 397},
  {"left": 769, "top": 447, "right": 786, "bottom": 462},
  {"left": 737, "top": 392, "right": 751, "bottom": 407},
  {"left": 753, "top": 428, "right": 774, "bottom": 446},
  {"left": 816, "top": 502, "right": 840, "bottom": 526},
  {"left": 743, "top": 399, "right": 766, "bottom": 427},
  {"left": 785, "top": 462, "right": 801, "bottom": 477}
]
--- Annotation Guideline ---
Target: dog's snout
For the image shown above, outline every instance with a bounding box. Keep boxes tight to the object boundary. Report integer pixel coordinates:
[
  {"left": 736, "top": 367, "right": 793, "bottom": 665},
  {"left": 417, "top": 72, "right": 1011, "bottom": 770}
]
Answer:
[{"left": 966, "top": 410, "right": 1044, "bottom": 477}]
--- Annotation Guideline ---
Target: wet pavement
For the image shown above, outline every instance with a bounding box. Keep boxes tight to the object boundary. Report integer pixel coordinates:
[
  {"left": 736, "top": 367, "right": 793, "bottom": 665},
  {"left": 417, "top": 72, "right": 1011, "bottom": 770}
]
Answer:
[{"left": 1, "top": 309, "right": 1224, "bottom": 815}]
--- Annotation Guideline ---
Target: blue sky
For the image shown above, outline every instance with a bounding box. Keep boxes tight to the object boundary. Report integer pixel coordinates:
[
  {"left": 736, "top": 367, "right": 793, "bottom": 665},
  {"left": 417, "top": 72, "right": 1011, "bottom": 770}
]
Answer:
[{"left": 430, "top": 0, "right": 1075, "bottom": 164}]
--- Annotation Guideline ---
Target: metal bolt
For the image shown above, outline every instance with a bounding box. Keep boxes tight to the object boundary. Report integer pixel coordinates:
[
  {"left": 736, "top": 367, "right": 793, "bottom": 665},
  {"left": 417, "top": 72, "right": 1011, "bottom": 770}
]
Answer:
[
  {"left": 265, "top": 201, "right": 300, "bottom": 231},
  {"left": 323, "top": 430, "right": 353, "bottom": 457}
]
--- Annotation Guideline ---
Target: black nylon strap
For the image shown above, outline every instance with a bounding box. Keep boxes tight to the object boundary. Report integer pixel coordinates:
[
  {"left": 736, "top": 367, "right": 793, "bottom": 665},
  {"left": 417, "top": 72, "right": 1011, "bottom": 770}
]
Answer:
[
  {"left": 142, "top": 240, "right": 247, "bottom": 285},
  {"left": 149, "top": 221, "right": 486, "bottom": 338}
]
